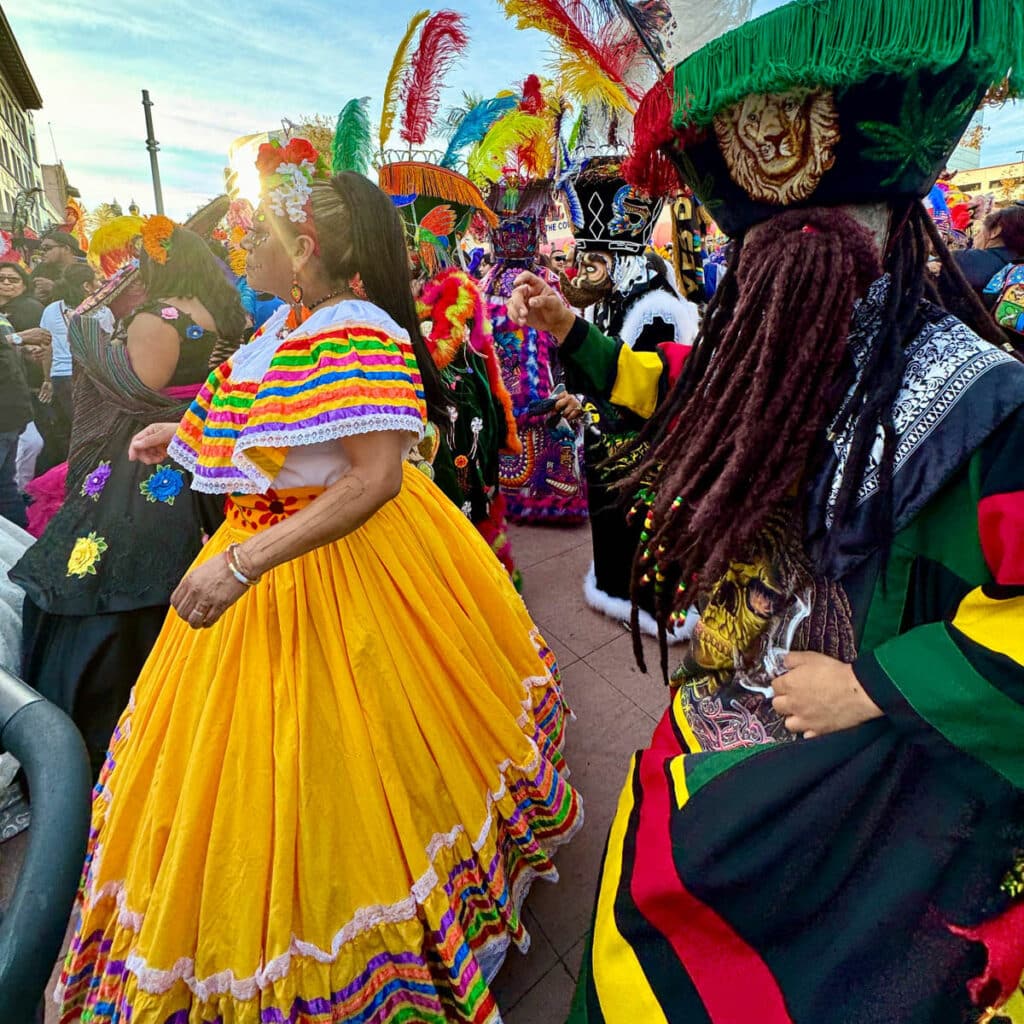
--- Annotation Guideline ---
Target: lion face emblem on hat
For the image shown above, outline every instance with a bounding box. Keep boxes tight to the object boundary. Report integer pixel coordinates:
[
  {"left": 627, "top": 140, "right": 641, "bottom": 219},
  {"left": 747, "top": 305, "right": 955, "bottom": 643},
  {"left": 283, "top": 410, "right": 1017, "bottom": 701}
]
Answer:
[{"left": 714, "top": 89, "right": 840, "bottom": 205}]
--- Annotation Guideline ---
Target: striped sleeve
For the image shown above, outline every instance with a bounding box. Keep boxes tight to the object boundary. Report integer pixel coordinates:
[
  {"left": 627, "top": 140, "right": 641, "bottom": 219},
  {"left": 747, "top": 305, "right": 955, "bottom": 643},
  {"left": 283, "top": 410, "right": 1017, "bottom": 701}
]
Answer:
[
  {"left": 561, "top": 319, "right": 690, "bottom": 420},
  {"left": 169, "top": 322, "right": 427, "bottom": 493},
  {"left": 854, "top": 409, "right": 1024, "bottom": 790}
]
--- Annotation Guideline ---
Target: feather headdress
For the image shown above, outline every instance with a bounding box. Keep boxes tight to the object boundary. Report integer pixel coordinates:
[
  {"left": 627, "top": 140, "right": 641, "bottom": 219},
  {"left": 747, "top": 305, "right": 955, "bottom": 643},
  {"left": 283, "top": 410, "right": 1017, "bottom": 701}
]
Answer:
[
  {"left": 440, "top": 95, "right": 519, "bottom": 169},
  {"left": 498, "top": 0, "right": 643, "bottom": 105},
  {"left": 332, "top": 97, "right": 373, "bottom": 175},
  {"left": 467, "top": 111, "right": 549, "bottom": 185},
  {"left": 87, "top": 215, "right": 144, "bottom": 276},
  {"left": 555, "top": 140, "right": 585, "bottom": 227},
  {"left": 379, "top": 10, "right": 430, "bottom": 152},
  {"left": 552, "top": 50, "right": 635, "bottom": 115},
  {"left": 400, "top": 11, "right": 470, "bottom": 146}
]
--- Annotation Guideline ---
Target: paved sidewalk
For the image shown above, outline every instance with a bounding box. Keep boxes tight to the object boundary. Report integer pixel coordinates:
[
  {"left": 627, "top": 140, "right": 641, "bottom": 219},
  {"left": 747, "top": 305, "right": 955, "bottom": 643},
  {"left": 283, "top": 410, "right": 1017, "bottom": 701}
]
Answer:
[
  {"left": 8, "top": 520, "right": 667, "bottom": 1023},
  {"left": 491, "top": 522, "right": 666, "bottom": 1023}
]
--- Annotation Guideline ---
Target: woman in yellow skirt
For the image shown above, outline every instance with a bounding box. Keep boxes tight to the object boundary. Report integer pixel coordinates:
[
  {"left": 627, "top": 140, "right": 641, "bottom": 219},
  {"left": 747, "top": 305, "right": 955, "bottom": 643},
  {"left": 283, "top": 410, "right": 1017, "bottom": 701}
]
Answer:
[{"left": 55, "top": 140, "right": 582, "bottom": 1024}]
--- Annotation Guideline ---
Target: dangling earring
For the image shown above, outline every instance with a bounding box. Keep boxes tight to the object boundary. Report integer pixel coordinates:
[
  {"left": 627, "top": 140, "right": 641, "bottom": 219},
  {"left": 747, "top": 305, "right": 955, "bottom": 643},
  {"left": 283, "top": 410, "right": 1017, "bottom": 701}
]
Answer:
[
  {"left": 290, "top": 278, "right": 305, "bottom": 323},
  {"left": 349, "top": 273, "right": 367, "bottom": 300}
]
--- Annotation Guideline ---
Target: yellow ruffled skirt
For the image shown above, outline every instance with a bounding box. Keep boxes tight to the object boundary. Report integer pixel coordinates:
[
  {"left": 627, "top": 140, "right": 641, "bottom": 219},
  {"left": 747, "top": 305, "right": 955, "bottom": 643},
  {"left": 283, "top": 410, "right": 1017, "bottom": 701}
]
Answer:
[{"left": 56, "top": 464, "right": 582, "bottom": 1023}]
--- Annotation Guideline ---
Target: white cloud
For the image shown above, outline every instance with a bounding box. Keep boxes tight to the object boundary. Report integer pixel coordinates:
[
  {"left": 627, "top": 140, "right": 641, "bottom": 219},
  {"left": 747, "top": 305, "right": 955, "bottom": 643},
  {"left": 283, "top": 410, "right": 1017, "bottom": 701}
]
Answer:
[{"left": 9, "top": 0, "right": 551, "bottom": 219}]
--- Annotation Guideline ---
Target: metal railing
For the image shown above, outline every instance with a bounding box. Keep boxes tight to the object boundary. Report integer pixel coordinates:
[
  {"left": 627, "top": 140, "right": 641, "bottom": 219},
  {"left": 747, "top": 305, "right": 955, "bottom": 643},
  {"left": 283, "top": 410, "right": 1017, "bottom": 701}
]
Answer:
[{"left": 0, "top": 666, "right": 90, "bottom": 1021}]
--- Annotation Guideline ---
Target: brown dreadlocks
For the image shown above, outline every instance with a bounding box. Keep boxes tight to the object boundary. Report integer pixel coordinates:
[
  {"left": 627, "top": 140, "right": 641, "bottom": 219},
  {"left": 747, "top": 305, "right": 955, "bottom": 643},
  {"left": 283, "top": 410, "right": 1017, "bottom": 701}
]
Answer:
[{"left": 625, "top": 200, "right": 1008, "bottom": 674}]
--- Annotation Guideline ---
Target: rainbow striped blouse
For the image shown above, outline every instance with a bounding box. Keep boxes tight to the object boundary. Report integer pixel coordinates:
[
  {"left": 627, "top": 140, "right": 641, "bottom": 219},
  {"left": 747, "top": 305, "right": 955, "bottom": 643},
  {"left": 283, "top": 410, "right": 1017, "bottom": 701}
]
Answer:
[{"left": 169, "top": 301, "right": 427, "bottom": 493}]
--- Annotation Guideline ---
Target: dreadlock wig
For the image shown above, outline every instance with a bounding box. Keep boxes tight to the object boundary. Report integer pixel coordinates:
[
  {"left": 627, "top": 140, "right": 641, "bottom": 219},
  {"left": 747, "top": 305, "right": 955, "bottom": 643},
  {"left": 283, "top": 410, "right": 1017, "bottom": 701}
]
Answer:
[
  {"left": 626, "top": 198, "right": 1012, "bottom": 672},
  {"left": 628, "top": 207, "right": 879, "bottom": 587}
]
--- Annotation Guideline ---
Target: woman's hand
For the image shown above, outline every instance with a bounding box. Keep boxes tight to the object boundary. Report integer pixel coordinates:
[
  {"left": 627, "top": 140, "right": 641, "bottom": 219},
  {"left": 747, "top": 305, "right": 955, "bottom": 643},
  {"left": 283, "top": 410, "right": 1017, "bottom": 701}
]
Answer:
[
  {"left": 508, "top": 272, "right": 576, "bottom": 342},
  {"left": 38, "top": 380, "right": 53, "bottom": 404},
  {"left": 771, "top": 652, "right": 883, "bottom": 738},
  {"left": 171, "top": 555, "right": 249, "bottom": 630},
  {"left": 129, "top": 422, "right": 179, "bottom": 464},
  {"left": 552, "top": 391, "right": 584, "bottom": 423}
]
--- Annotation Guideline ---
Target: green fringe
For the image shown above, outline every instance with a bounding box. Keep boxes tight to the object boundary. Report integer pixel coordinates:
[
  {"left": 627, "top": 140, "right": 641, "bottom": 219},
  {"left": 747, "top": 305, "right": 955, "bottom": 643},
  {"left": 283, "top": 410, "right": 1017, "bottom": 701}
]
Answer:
[{"left": 671, "top": 0, "right": 1024, "bottom": 130}]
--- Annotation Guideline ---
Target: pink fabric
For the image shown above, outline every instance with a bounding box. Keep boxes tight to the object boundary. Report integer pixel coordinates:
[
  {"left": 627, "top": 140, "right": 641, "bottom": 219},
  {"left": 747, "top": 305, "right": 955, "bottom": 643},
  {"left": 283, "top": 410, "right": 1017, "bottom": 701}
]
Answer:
[
  {"left": 25, "top": 462, "right": 69, "bottom": 538},
  {"left": 161, "top": 383, "right": 202, "bottom": 401}
]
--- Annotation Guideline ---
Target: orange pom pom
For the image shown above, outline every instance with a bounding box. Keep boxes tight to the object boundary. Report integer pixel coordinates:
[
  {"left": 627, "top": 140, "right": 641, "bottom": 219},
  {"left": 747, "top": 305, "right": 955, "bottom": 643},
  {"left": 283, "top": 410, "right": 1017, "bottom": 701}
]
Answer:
[{"left": 141, "top": 215, "right": 176, "bottom": 265}]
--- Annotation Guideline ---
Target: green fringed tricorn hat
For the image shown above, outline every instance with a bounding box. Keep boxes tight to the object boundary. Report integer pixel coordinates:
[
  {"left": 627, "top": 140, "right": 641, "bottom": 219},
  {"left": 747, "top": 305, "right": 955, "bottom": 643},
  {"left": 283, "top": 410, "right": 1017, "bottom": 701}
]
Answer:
[{"left": 626, "top": 0, "right": 1024, "bottom": 236}]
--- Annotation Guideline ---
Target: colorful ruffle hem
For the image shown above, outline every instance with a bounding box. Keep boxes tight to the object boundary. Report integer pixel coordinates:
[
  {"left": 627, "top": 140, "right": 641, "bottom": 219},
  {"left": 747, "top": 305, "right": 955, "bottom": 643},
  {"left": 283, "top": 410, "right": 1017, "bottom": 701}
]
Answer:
[{"left": 56, "top": 465, "right": 582, "bottom": 1023}]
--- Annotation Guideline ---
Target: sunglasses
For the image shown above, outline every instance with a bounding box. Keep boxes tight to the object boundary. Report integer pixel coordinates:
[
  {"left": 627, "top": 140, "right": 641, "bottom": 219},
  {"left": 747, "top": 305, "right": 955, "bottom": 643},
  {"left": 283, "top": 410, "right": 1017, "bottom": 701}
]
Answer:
[{"left": 0, "top": 276, "right": 22, "bottom": 284}]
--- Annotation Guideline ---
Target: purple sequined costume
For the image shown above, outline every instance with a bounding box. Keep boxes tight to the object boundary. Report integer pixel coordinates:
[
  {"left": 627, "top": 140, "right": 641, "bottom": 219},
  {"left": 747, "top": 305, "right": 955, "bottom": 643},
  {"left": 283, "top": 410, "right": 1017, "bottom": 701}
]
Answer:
[{"left": 483, "top": 264, "right": 587, "bottom": 524}]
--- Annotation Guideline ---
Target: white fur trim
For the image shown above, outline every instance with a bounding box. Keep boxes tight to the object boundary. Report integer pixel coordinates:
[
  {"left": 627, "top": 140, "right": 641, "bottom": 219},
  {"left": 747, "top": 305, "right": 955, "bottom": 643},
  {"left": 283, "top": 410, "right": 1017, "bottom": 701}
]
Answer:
[
  {"left": 583, "top": 563, "right": 687, "bottom": 644},
  {"left": 619, "top": 290, "right": 700, "bottom": 350}
]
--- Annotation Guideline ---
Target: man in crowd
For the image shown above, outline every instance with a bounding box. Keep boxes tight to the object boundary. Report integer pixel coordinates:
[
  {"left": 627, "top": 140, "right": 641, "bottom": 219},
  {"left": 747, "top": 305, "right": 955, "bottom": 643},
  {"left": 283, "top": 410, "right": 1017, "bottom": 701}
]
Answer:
[{"left": 36, "top": 231, "right": 84, "bottom": 270}]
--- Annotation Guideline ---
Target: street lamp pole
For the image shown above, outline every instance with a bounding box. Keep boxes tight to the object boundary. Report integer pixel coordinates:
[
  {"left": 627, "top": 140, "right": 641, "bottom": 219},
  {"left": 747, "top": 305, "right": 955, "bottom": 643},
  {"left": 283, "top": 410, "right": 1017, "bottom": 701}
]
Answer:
[{"left": 141, "top": 89, "right": 165, "bottom": 215}]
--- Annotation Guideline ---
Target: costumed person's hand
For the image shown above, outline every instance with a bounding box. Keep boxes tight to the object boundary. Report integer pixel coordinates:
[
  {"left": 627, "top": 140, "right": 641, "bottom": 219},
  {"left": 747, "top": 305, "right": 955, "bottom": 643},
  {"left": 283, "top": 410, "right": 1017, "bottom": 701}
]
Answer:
[
  {"left": 38, "top": 380, "right": 53, "bottom": 404},
  {"left": 771, "top": 651, "right": 883, "bottom": 738},
  {"left": 509, "top": 272, "right": 576, "bottom": 341},
  {"left": 129, "top": 422, "right": 179, "bottom": 464},
  {"left": 171, "top": 556, "right": 248, "bottom": 630},
  {"left": 552, "top": 391, "right": 584, "bottom": 423}
]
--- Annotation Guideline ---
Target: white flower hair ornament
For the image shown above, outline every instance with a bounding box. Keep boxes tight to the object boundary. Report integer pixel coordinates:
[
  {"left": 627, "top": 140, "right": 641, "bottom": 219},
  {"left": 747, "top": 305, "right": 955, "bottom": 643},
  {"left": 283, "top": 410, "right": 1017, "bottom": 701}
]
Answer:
[{"left": 255, "top": 137, "right": 328, "bottom": 248}]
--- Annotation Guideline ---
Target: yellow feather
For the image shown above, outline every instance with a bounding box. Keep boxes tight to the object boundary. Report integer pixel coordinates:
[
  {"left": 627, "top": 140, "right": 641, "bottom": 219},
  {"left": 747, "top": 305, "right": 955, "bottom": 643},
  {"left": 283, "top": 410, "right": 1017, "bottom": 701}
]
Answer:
[
  {"left": 380, "top": 10, "right": 431, "bottom": 152},
  {"left": 87, "top": 215, "right": 145, "bottom": 271},
  {"left": 552, "top": 52, "right": 634, "bottom": 115},
  {"left": 467, "top": 111, "right": 549, "bottom": 186},
  {"left": 518, "top": 134, "right": 555, "bottom": 179}
]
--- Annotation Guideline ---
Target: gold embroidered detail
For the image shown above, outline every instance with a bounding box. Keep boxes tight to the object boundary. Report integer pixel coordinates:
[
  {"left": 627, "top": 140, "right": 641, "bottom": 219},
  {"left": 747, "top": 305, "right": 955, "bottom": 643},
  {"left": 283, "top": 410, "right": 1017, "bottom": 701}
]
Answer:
[{"left": 713, "top": 89, "right": 841, "bottom": 205}]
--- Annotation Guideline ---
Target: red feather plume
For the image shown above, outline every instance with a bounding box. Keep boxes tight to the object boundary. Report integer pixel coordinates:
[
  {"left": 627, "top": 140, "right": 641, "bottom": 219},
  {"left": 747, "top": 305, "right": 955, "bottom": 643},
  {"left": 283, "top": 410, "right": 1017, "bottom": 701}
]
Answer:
[
  {"left": 521, "top": 74, "right": 545, "bottom": 115},
  {"left": 400, "top": 11, "right": 469, "bottom": 146},
  {"left": 623, "top": 70, "right": 691, "bottom": 196}
]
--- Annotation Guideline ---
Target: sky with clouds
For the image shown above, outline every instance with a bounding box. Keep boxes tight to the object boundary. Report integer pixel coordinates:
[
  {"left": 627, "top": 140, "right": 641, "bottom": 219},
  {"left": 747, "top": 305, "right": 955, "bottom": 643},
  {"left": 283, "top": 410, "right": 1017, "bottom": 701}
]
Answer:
[{"left": 8, "top": 0, "right": 1024, "bottom": 220}]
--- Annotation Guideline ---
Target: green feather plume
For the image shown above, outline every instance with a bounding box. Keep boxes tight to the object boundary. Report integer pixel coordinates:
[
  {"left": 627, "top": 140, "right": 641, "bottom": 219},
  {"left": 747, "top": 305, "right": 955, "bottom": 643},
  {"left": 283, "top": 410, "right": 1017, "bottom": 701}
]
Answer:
[{"left": 332, "top": 97, "right": 373, "bottom": 176}]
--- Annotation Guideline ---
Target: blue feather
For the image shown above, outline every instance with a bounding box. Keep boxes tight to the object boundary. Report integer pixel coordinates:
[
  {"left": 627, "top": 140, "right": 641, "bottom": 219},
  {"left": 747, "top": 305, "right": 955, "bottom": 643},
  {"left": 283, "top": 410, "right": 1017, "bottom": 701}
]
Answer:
[
  {"left": 556, "top": 141, "right": 586, "bottom": 228},
  {"left": 390, "top": 193, "right": 419, "bottom": 208},
  {"left": 440, "top": 96, "right": 519, "bottom": 170},
  {"left": 561, "top": 182, "right": 584, "bottom": 229}
]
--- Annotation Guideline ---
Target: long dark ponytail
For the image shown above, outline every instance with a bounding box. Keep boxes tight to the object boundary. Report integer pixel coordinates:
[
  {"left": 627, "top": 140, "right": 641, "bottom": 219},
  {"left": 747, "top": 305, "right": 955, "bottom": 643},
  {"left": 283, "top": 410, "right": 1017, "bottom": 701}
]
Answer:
[{"left": 309, "top": 175, "right": 447, "bottom": 424}]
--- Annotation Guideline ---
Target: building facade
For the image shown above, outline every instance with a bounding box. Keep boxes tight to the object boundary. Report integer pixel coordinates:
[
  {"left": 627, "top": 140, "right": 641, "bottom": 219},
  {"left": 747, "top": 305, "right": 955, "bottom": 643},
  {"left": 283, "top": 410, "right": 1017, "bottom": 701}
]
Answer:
[
  {"left": 947, "top": 111, "right": 985, "bottom": 173},
  {"left": 0, "top": 7, "right": 59, "bottom": 236},
  {"left": 952, "top": 161, "right": 1024, "bottom": 203}
]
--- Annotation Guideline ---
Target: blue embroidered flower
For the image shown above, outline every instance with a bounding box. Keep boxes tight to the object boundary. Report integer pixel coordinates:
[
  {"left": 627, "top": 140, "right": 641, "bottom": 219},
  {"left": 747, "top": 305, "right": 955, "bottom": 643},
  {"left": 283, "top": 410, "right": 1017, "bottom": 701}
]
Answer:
[
  {"left": 185, "top": 324, "right": 205, "bottom": 340},
  {"left": 80, "top": 460, "right": 112, "bottom": 501},
  {"left": 139, "top": 464, "right": 185, "bottom": 505}
]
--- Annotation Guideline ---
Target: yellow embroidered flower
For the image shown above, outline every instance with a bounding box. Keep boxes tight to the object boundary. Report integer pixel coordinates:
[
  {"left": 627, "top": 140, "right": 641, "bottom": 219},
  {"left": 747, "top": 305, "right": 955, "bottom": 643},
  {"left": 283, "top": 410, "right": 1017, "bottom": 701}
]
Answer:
[{"left": 66, "top": 533, "right": 109, "bottom": 578}]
